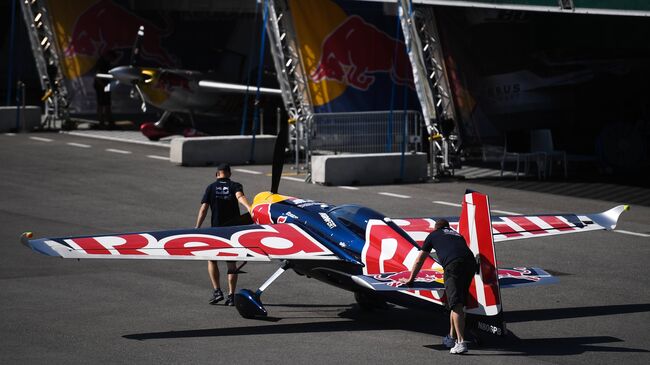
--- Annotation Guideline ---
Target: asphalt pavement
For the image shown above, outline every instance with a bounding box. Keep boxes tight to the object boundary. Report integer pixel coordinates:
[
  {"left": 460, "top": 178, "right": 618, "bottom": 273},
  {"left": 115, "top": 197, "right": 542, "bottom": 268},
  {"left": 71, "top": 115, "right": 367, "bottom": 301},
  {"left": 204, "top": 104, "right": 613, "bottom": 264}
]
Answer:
[{"left": 1, "top": 131, "right": 648, "bottom": 364}]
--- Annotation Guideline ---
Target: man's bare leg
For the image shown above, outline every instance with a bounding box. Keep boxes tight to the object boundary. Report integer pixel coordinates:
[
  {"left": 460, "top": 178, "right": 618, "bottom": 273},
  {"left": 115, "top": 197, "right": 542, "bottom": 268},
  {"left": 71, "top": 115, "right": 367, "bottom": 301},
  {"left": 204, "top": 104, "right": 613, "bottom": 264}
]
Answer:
[
  {"left": 208, "top": 260, "right": 220, "bottom": 290},
  {"left": 451, "top": 304, "right": 465, "bottom": 343},
  {"left": 227, "top": 261, "right": 238, "bottom": 295}
]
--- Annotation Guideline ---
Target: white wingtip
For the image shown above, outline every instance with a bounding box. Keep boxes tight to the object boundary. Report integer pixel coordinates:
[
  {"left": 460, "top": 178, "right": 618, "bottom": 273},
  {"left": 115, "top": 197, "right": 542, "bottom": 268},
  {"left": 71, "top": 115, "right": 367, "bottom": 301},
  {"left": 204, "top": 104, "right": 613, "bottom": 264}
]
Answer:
[{"left": 589, "top": 205, "right": 630, "bottom": 230}]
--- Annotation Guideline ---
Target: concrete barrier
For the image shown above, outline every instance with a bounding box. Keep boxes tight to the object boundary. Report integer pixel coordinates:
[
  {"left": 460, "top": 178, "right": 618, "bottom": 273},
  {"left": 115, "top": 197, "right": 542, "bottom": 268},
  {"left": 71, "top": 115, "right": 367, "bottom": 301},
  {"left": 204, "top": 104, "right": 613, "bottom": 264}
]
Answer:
[
  {"left": 170, "top": 135, "right": 277, "bottom": 166},
  {"left": 311, "top": 152, "right": 428, "bottom": 186},
  {"left": 0, "top": 106, "right": 42, "bottom": 132}
]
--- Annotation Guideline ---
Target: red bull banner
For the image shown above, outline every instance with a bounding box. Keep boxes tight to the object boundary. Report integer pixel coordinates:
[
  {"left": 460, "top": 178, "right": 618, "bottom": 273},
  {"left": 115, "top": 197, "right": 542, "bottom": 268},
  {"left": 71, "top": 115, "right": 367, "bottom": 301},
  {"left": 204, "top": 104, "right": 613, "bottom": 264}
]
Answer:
[
  {"left": 46, "top": 0, "right": 178, "bottom": 114},
  {"left": 290, "top": 0, "right": 419, "bottom": 113},
  {"left": 45, "top": 0, "right": 269, "bottom": 115}
]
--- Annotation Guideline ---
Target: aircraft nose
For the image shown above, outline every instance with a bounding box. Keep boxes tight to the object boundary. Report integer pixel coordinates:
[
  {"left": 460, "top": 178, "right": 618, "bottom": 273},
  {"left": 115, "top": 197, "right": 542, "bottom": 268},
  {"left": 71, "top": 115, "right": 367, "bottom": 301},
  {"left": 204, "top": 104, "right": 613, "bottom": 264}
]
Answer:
[{"left": 109, "top": 65, "right": 146, "bottom": 83}]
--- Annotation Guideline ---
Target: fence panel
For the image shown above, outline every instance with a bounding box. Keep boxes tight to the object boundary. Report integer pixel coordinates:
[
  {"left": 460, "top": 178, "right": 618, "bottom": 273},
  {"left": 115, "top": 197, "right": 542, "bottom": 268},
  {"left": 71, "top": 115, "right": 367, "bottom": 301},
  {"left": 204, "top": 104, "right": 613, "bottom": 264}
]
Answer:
[{"left": 309, "top": 110, "right": 423, "bottom": 154}]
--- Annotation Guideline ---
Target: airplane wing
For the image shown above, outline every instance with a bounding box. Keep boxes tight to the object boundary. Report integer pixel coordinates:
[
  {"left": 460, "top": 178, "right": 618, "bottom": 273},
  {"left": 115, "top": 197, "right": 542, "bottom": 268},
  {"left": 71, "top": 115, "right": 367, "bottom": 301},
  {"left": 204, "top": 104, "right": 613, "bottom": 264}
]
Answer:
[
  {"left": 395, "top": 205, "right": 629, "bottom": 244},
  {"left": 21, "top": 223, "right": 341, "bottom": 261},
  {"left": 198, "top": 80, "right": 282, "bottom": 95}
]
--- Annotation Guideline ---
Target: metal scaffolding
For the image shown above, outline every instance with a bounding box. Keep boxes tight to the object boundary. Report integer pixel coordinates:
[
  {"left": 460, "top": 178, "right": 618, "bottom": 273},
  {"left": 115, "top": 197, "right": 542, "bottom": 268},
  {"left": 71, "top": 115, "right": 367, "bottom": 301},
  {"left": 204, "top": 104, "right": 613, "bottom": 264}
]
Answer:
[
  {"left": 398, "top": 0, "right": 461, "bottom": 177},
  {"left": 20, "top": 0, "right": 70, "bottom": 127},
  {"left": 265, "top": 0, "right": 314, "bottom": 173}
]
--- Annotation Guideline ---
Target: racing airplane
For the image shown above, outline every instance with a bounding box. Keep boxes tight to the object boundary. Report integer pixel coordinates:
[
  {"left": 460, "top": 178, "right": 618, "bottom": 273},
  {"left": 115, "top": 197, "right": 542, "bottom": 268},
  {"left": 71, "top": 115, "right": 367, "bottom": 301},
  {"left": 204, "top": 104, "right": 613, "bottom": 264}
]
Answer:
[
  {"left": 96, "top": 26, "right": 282, "bottom": 141},
  {"left": 20, "top": 117, "right": 628, "bottom": 338}
]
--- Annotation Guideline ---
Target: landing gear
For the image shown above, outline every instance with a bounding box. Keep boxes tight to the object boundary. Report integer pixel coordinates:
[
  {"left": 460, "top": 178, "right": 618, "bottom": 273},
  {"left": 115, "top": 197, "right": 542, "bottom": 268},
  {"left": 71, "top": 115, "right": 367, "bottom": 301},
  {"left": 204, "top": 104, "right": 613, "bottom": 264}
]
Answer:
[
  {"left": 354, "top": 291, "right": 389, "bottom": 311},
  {"left": 235, "top": 261, "right": 290, "bottom": 319}
]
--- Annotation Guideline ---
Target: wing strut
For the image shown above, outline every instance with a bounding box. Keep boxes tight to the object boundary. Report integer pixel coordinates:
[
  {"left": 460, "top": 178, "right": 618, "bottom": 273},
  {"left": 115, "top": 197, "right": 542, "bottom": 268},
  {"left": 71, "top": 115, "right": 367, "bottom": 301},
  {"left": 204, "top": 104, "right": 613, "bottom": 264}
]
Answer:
[{"left": 235, "top": 261, "right": 290, "bottom": 318}]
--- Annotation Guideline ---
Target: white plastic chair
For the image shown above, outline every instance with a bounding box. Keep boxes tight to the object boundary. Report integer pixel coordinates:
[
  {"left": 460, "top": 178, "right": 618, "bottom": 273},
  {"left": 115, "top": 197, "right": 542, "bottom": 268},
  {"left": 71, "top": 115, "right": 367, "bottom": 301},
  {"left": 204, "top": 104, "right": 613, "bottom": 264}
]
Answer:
[
  {"left": 530, "top": 129, "right": 567, "bottom": 178},
  {"left": 500, "top": 133, "right": 546, "bottom": 180}
]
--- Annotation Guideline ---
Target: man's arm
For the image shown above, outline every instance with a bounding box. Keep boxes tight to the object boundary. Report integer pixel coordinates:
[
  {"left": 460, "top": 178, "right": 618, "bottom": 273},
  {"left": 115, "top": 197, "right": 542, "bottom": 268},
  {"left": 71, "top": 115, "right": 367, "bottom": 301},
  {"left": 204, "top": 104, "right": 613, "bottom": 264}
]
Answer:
[
  {"left": 404, "top": 250, "right": 429, "bottom": 285},
  {"left": 236, "top": 191, "right": 252, "bottom": 213},
  {"left": 195, "top": 203, "right": 209, "bottom": 229}
]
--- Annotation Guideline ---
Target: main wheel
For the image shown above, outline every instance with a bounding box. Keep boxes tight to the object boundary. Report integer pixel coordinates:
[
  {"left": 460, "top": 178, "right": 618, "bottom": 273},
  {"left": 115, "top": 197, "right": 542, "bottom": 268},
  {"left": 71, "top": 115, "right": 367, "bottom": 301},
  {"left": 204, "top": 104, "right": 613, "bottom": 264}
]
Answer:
[{"left": 354, "top": 291, "right": 388, "bottom": 311}]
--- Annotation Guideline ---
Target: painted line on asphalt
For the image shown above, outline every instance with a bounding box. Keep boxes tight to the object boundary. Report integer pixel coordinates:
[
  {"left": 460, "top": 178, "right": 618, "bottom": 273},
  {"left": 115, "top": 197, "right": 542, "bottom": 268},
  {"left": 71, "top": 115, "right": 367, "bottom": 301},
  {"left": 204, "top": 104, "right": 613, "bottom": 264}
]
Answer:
[
  {"left": 62, "top": 131, "right": 171, "bottom": 148},
  {"left": 29, "top": 136, "right": 53, "bottom": 142},
  {"left": 338, "top": 186, "right": 359, "bottom": 190},
  {"left": 492, "top": 209, "right": 522, "bottom": 215},
  {"left": 433, "top": 200, "right": 461, "bottom": 207},
  {"left": 281, "top": 176, "right": 305, "bottom": 182},
  {"left": 379, "top": 192, "right": 411, "bottom": 199},
  {"left": 234, "top": 168, "right": 263, "bottom": 175},
  {"left": 613, "top": 230, "right": 650, "bottom": 238},
  {"left": 4, "top": 133, "right": 16, "bottom": 136},
  {"left": 106, "top": 148, "right": 132, "bottom": 154},
  {"left": 67, "top": 142, "right": 91, "bottom": 148},
  {"left": 146, "top": 155, "right": 169, "bottom": 161}
]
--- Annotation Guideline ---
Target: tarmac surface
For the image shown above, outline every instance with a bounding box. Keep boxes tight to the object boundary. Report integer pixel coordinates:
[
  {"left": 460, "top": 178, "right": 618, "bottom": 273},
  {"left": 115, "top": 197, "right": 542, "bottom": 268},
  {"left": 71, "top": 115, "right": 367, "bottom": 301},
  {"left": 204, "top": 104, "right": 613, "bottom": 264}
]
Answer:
[{"left": 1, "top": 131, "right": 649, "bottom": 364}]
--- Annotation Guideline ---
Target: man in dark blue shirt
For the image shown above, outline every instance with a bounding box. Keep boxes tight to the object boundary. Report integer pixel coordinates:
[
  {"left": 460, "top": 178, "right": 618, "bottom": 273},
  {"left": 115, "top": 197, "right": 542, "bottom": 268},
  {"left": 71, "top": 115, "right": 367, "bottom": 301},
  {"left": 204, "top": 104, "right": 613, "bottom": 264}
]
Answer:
[
  {"left": 403, "top": 219, "right": 477, "bottom": 354},
  {"left": 195, "top": 163, "right": 251, "bottom": 306}
]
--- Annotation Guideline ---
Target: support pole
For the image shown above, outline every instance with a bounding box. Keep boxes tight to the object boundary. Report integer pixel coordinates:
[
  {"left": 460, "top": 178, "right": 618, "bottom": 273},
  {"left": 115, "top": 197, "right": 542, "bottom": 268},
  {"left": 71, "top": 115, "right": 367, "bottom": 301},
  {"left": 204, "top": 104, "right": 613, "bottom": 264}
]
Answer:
[{"left": 6, "top": 0, "right": 18, "bottom": 106}]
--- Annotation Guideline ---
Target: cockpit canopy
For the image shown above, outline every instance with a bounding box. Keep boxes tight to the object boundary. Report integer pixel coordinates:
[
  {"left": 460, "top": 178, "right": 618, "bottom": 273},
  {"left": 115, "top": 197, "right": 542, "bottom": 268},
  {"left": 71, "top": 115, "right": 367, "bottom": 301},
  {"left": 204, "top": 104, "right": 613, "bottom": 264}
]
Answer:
[{"left": 328, "top": 204, "right": 419, "bottom": 247}]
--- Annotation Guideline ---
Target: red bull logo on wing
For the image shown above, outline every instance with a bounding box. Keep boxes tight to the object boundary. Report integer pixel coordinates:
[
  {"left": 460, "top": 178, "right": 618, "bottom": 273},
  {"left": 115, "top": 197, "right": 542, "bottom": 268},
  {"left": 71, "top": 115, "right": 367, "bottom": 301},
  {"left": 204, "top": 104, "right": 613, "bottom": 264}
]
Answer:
[
  {"left": 310, "top": 15, "right": 413, "bottom": 91},
  {"left": 373, "top": 269, "right": 445, "bottom": 288}
]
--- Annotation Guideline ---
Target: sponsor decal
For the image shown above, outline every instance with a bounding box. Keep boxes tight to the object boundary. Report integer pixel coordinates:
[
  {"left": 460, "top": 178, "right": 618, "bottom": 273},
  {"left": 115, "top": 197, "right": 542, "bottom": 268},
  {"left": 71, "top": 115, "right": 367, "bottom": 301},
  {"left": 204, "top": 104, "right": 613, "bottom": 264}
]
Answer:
[
  {"left": 319, "top": 212, "right": 337, "bottom": 229},
  {"left": 64, "top": 224, "right": 333, "bottom": 258},
  {"left": 372, "top": 269, "right": 444, "bottom": 288}
]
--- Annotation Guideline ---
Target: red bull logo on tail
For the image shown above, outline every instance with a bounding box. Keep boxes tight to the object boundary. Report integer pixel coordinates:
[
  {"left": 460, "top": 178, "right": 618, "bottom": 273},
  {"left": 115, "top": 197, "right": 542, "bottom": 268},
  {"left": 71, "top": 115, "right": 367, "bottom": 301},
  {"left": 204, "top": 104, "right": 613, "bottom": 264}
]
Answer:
[{"left": 310, "top": 15, "right": 413, "bottom": 91}]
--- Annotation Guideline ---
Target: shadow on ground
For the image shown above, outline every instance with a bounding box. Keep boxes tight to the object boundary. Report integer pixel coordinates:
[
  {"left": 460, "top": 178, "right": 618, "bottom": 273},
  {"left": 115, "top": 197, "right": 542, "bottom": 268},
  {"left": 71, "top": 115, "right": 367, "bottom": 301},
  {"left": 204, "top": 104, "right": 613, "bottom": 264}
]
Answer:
[
  {"left": 457, "top": 171, "right": 650, "bottom": 207},
  {"left": 123, "top": 302, "right": 650, "bottom": 357}
]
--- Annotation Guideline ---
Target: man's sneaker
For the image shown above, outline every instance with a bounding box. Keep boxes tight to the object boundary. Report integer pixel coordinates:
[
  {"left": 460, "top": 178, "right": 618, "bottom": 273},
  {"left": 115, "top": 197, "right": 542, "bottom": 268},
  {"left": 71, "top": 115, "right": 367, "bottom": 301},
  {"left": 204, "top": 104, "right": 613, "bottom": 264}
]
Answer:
[
  {"left": 442, "top": 335, "right": 456, "bottom": 348},
  {"left": 449, "top": 341, "right": 468, "bottom": 354},
  {"left": 209, "top": 289, "right": 224, "bottom": 305},
  {"left": 224, "top": 294, "right": 235, "bottom": 306}
]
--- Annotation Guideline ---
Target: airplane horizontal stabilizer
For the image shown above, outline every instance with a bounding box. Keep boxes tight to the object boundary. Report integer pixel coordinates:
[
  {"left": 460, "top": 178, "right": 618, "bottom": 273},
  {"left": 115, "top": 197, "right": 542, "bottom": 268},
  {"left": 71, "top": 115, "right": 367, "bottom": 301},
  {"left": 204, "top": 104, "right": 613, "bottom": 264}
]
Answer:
[
  {"left": 497, "top": 267, "right": 558, "bottom": 289},
  {"left": 352, "top": 269, "right": 445, "bottom": 292}
]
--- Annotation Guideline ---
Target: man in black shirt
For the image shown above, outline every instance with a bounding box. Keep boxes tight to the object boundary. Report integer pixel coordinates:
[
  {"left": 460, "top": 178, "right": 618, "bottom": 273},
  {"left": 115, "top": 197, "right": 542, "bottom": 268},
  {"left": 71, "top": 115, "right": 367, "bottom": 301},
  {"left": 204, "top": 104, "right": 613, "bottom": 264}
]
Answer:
[
  {"left": 403, "top": 219, "right": 477, "bottom": 354},
  {"left": 195, "top": 163, "right": 251, "bottom": 306}
]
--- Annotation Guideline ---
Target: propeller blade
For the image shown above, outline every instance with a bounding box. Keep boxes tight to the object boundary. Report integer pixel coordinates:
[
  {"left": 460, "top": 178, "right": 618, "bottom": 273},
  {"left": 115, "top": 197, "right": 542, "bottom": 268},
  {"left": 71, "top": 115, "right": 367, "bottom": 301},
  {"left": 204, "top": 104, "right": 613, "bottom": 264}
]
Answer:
[
  {"left": 270, "top": 116, "right": 290, "bottom": 194},
  {"left": 133, "top": 84, "right": 147, "bottom": 112},
  {"left": 131, "top": 25, "right": 144, "bottom": 66}
]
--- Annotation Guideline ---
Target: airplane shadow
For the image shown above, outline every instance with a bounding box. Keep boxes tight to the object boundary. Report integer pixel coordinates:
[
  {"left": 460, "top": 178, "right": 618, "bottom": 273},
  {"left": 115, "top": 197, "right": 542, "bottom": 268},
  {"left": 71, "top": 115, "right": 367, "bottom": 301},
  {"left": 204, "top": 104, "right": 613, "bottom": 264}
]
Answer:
[
  {"left": 123, "top": 303, "right": 650, "bottom": 355},
  {"left": 425, "top": 335, "right": 648, "bottom": 356},
  {"left": 505, "top": 303, "right": 650, "bottom": 323}
]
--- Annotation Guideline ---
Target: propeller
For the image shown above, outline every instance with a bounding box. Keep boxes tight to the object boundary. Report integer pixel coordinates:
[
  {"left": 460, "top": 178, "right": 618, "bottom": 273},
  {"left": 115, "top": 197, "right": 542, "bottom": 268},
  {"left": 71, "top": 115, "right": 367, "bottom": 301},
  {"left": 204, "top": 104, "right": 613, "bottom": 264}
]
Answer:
[
  {"left": 131, "top": 26, "right": 144, "bottom": 66},
  {"left": 270, "top": 115, "right": 290, "bottom": 194}
]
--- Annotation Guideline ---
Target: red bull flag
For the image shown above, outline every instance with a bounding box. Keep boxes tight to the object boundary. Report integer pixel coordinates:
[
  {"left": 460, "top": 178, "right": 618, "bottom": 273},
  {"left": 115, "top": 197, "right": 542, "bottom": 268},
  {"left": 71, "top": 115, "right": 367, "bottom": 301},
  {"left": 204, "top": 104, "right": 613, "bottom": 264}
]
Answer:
[{"left": 290, "top": 0, "right": 419, "bottom": 113}]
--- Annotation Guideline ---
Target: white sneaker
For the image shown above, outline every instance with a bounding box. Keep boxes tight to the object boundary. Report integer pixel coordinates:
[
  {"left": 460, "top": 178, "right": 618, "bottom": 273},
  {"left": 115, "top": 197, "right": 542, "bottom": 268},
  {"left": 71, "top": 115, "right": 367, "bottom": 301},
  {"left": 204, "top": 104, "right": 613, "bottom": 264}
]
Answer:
[
  {"left": 442, "top": 335, "right": 456, "bottom": 348},
  {"left": 449, "top": 341, "right": 468, "bottom": 354}
]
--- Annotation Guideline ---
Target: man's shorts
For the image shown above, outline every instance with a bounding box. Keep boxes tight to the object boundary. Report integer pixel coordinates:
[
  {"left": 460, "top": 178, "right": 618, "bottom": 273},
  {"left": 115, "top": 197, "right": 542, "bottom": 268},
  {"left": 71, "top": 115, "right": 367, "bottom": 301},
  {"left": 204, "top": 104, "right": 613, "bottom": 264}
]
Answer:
[{"left": 444, "top": 256, "right": 478, "bottom": 309}]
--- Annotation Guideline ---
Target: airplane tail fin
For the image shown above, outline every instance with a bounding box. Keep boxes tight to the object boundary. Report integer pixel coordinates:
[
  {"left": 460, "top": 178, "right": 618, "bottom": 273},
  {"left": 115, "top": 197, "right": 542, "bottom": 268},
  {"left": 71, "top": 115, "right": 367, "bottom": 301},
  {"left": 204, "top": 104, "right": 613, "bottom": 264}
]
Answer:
[{"left": 458, "top": 190, "right": 507, "bottom": 337}]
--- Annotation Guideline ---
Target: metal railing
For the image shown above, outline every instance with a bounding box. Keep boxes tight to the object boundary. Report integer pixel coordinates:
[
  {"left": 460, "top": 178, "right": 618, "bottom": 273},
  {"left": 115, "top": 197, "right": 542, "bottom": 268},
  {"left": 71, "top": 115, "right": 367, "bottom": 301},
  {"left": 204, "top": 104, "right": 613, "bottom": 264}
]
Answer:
[{"left": 309, "top": 110, "right": 424, "bottom": 154}]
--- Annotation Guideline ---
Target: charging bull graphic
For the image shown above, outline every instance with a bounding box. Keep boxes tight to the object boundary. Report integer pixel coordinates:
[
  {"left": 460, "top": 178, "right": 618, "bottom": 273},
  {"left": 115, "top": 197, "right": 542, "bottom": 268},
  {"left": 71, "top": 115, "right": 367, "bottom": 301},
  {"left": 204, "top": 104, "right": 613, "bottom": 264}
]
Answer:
[
  {"left": 373, "top": 269, "right": 445, "bottom": 288},
  {"left": 310, "top": 15, "right": 413, "bottom": 91},
  {"left": 64, "top": 0, "right": 174, "bottom": 66}
]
